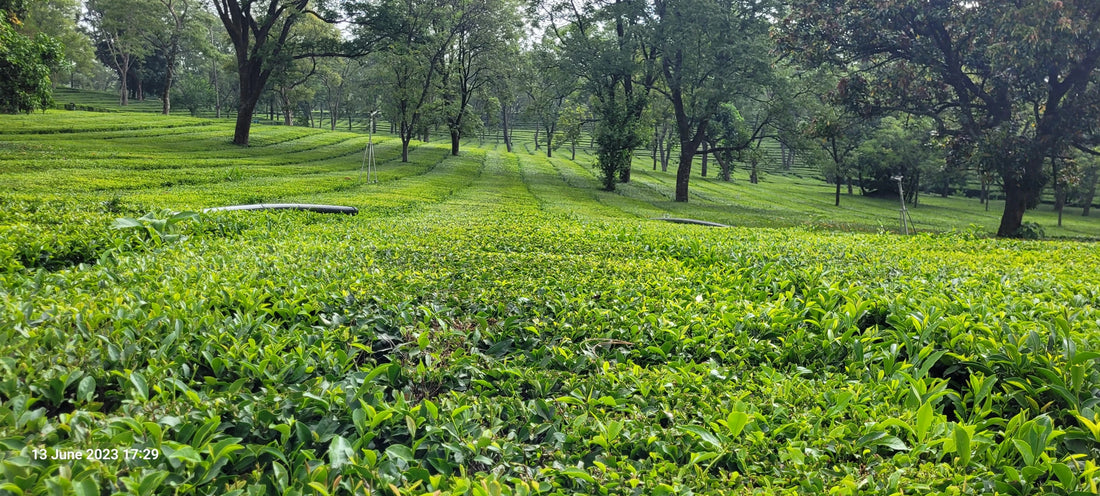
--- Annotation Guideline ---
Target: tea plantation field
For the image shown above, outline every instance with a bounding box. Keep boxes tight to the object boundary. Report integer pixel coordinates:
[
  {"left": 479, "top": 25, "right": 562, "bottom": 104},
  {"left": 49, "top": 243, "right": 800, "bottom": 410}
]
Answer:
[{"left": 2, "top": 112, "right": 1100, "bottom": 495}]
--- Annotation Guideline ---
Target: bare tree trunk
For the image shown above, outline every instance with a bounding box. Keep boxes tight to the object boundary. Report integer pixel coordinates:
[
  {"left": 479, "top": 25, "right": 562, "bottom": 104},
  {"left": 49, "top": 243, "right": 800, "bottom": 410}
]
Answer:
[
  {"left": 1081, "top": 167, "right": 1098, "bottom": 216},
  {"left": 210, "top": 26, "right": 221, "bottom": 118},
  {"left": 161, "top": 65, "right": 174, "bottom": 114},
  {"left": 400, "top": 121, "right": 412, "bottom": 162},
  {"left": 997, "top": 183, "right": 1029, "bottom": 237},
  {"left": 501, "top": 107, "right": 512, "bottom": 152},
  {"left": 534, "top": 119, "right": 541, "bottom": 150},
  {"left": 675, "top": 144, "right": 695, "bottom": 202},
  {"left": 280, "top": 93, "right": 293, "bottom": 126},
  {"left": 700, "top": 140, "right": 708, "bottom": 177},
  {"left": 1052, "top": 154, "right": 1065, "bottom": 227},
  {"left": 653, "top": 125, "right": 659, "bottom": 170},
  {"left": 913, "top": 170, "right": 920, "bottom": 205},
  {"left": 134, "top": 66, "right": 144, "bottom": 101}
]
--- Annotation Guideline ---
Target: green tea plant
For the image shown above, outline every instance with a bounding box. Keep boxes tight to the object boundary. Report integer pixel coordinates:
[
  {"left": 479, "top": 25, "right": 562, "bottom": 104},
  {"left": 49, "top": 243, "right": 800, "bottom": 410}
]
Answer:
[{"left": 1, "top": 110, "right": 1099, "bottom": 494}]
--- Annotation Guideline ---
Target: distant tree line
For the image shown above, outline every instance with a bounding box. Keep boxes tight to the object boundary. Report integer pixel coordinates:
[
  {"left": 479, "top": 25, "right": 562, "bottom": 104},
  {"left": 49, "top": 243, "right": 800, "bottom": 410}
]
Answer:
[{"left": 3, "top": 0, "right": 1100, "bottom": 236}]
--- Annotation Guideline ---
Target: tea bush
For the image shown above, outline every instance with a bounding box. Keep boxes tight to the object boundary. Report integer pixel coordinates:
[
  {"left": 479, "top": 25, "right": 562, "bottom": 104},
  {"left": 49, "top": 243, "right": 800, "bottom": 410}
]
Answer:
[{"left": 1, "top": 112, "right": 1099, "bottom": 495}]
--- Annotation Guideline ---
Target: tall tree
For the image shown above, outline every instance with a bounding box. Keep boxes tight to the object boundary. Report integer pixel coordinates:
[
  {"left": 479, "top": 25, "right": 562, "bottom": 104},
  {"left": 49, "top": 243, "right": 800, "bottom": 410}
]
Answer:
[
  {"left": 145, "top": 0, "right": 198, "bottom": 114},
  {"left": 652, "top": 0, "right": 773, "bottom": 201},
  {"left": 213, "top": 0, "right": 310, "bottom": 145},
  {"left": 438, "top": 0, "right": 520, "bottom": 155},
  {"left": 556, "top": 98, "right": 589, "bottom": 160},
  {"left": 781, "top": 0, "right": 1100, "bottom": 237},
  {"left": 319, "top": 58, "right": 359, "bottom": 131},
  {"left": 86, "top": 0, "right": 150, "bottom": 105},
  {"left": 524, "top": 38, "right": 575, "bottom": 158},
  {"left": 23, "top": 0, "right": 96, "bottom": 88},
  {"left": 805, "top": 100, "right": 874, "bottom": 206},
  {"left": 542, "top": 0, "right": 656, "bottom": 190},
  {"left": 1, "top": 3, "right": 63, "bottom": 113},
  {"left": 374, "top": 0, "right": 473, "bottom": 161},
  {"left": 267, "top": 15, "right": 337, "bottom": 126}
]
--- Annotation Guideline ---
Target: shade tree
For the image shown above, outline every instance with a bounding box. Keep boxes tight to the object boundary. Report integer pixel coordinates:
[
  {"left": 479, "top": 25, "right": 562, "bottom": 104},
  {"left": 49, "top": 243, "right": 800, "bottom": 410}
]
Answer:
[
  {"left": 1, "top": 3, "right": 64, "bottom": 113},
  {"left": 438, "top": 0, "right": 521, "bottom": 155},
  {"left": 780, "top": 0, "right": 1100, "bottom": 236},
  {"left": 86, "top": 0, "right": 151, "bottom": 105},
  {"left": 213, "top": 0, "right": 312, "bottom": 145},
  {"left": 651, "top": 0, "right": 774, "bottom": 201},
  {"left": 22, "top": 0, "right": 96, "bottom": 89}
]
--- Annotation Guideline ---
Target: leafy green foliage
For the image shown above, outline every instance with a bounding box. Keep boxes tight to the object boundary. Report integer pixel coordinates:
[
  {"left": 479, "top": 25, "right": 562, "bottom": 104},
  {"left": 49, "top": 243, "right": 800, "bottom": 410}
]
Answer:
[
  {"left": 779, "top": 0, "right": 1100, "bottom": 236},
  {"left": 0, "top": 8, "right": 63, "bottom": 113},
  {"left": 2, "top": 111, "right": 1100, "bottom": 494}
]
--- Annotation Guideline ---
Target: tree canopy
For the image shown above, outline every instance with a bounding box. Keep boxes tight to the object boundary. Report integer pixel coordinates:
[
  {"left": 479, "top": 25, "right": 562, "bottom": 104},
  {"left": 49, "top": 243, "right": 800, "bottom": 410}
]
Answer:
[
  {"left": 0, "top": 5, "right": 64, "bottom": 113},
  {"left": 779, "top": 0, "right": 1100, "bottom": 236}
]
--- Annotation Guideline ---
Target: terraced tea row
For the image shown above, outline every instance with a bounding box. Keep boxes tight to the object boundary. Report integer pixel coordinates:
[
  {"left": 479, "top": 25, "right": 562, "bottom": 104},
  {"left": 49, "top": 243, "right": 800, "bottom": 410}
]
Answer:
[{"left": 2, "top": 111, "right": 1099, "bottom": 495}]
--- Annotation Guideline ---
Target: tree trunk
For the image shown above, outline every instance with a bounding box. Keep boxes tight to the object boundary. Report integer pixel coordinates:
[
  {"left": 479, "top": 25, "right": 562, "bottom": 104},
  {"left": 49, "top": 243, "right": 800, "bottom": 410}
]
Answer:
[
  {"left": 996, "top": 153, "right": 1046, "bottom": 236},
  {"left": 1052, "top": 154, "right": 1065, "bottom": 227},
  {"left": 653, "top": 126, "right": 659, "bottom": 170},
  {"left": 657, "top": 139, "right": 665, "bottom": 171},
  {"left": 119, "top": 73, "right": 129, "bottom": 106},
  {"left": 134, "top": 69, "right": 143, "bottom": 101},
  {"left": 835, "top": 179, "right": 841, "bottom": 206},
  {"left": 571, "top": 142, "right": 576, "bottom": 161},
  {"left": 997, "top": 182, "right": 1029, "bottom": 237},
  {"left": 619, "top": 155, "right": 631, "bottom": 183},
  {"left": 700, "top": 140, "right": 708, "bottom": 177},
  {"left": 210, "top": 26, "right": 221, "bottom": 118},
  {"left": 714, "top": 152, "right": 732, "bottom": 181},
  {"left": 675, "top": 143, "right": 695, "bottom": 202},
  {"left": 232, "top": 56, "right": 266, "bottom": 145},
  {"left": 281, "top": 93, "right": 293, "bottom": 126},
  {"left": 534, "top": 120, "right": 540, "bottom": 150},
  {"left": 847, "top": 177, "right": 853, "bottom": 195},
  {"left": 450, "top": 129, "right": 461, "bottom": 156},
  {"left": 161, "top": 66, "right": 174, "bottom": 114},
  {"left": 233, "top": 94, "right": 259, "bottom": 146},
  {"left": 1081, "top": 167, "right": 1097, "bottom": 216},
  {"left": 501, "top": 107, "right": 512, "bottom": 152},
  {"left": 913, "top": 170, "right": 920, "bottom": 205},
  {"left": 115, "top": 53, "right": 131, "bottom": 106}
]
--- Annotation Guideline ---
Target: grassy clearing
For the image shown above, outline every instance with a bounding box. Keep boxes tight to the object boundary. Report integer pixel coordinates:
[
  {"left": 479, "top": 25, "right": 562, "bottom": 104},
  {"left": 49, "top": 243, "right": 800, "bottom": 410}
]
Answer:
[{"left": 1, "top": 110, "right": 1100, "bottom": 495}]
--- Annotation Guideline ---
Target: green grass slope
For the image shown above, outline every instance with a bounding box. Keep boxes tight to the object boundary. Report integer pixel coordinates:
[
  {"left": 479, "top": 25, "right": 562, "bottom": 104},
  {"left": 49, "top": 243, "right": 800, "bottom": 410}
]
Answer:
[{"left": 1, "top": 110, "right": 1099, "bottom": 495}]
